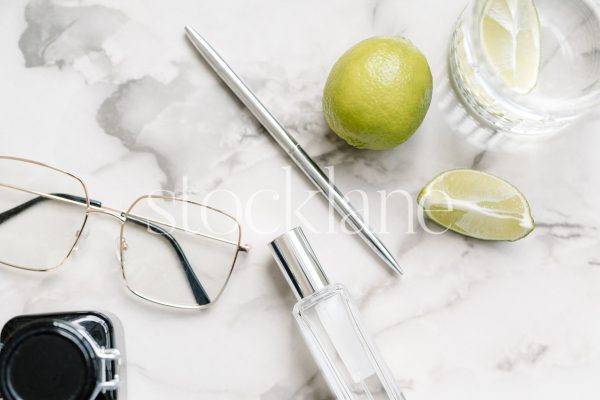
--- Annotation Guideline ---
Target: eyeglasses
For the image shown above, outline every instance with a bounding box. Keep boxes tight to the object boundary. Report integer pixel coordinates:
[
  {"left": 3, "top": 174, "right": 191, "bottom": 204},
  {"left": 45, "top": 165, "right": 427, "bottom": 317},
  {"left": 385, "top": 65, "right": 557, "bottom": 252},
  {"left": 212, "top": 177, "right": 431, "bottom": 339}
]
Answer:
[{"left": 0, "top": 156, "right": 249, "bottom": 309}]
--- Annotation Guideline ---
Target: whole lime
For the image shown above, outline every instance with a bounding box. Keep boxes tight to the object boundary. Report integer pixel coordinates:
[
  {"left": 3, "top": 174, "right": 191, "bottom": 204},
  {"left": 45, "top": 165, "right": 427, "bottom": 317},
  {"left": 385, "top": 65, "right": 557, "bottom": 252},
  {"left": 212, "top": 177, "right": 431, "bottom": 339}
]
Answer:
[{"left": 323, "top": 36, "right": 432, "bottom": 150}]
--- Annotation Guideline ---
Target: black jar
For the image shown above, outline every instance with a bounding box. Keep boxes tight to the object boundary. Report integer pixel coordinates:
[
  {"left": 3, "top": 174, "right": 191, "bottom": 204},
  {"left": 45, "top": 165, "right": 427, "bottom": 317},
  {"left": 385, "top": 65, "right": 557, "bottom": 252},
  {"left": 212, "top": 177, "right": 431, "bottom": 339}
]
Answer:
[{"left": 0, "top": 311, "right": 124, "bottom": 400}]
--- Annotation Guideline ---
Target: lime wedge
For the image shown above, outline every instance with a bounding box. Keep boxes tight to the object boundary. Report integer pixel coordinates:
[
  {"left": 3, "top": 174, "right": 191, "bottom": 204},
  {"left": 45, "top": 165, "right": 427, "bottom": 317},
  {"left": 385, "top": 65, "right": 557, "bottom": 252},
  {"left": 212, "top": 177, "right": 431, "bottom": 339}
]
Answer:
[
  {"left": 417, "top": 169, "right": 534, "bottom": 241},
  {"left": 481, "top": 0, "right": 541, "bottom": 93}
]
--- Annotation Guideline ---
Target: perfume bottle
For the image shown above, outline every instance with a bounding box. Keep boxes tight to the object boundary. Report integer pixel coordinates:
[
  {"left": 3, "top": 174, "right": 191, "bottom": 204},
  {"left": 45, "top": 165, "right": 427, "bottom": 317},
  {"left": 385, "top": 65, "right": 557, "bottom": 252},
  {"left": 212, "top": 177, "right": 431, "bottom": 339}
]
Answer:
[{"left": 270, "top": 227, "right": 406, "bottom": 400}]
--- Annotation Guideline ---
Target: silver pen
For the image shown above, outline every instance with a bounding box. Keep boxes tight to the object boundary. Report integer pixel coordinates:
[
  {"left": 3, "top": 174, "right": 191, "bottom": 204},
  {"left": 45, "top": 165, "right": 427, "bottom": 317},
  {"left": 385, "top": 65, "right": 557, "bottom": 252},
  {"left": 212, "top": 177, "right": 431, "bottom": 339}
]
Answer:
[{"left": 185, "top": 26, "right": 402, "bottom": 275}]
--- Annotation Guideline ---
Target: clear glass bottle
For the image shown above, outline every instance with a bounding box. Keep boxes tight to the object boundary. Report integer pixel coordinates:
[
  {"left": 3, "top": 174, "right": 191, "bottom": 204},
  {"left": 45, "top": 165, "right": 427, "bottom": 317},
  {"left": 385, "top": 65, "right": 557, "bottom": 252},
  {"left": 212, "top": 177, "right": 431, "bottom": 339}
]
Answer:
[{"left": 270, "top": 227, "right": 406, "bottom": 400}]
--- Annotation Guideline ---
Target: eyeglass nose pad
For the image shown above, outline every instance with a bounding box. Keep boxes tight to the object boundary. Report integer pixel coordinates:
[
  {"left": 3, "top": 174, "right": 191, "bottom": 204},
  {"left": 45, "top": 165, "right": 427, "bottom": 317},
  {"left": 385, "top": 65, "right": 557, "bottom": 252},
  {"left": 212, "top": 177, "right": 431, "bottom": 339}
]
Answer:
[
  {"left": 114, "top": 237, "right": 128, "bottom": 263},
  {"left": 72, "top": 225, "right": 91, "bottom": 253}
]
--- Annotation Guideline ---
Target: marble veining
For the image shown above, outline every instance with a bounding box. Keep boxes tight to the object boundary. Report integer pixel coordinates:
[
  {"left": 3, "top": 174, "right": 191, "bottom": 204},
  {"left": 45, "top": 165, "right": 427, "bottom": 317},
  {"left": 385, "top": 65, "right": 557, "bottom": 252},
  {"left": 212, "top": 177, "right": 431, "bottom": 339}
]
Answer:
[{"left": 0, "top": 0, "right": 599, "bottom": 399}]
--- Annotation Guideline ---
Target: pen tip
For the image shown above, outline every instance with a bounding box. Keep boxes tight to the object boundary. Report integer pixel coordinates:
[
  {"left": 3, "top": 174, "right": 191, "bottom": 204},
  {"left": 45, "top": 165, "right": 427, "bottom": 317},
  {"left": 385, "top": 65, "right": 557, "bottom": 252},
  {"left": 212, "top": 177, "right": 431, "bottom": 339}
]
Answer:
[
  {"left": 375, "top": 241, "right": 403, "bottom": 275},
  {"left": 390, "top": 260, "right": 404, "bottom": 275}
]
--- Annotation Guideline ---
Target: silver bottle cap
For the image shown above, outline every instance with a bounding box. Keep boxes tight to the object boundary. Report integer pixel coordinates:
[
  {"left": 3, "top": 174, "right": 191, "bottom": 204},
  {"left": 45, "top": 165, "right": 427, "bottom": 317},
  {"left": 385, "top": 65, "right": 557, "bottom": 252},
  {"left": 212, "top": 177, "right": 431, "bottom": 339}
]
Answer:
[{"left": 269, "top": 227, "right": 329, "bottom": 300}]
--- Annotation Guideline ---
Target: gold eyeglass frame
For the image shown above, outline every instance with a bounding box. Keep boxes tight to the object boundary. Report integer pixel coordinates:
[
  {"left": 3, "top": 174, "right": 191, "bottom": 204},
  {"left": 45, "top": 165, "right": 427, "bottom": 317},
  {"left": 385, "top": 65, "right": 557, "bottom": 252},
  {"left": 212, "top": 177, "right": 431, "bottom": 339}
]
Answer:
[{"left": 0, "top": 156, "right": 249, "bottom": 310}]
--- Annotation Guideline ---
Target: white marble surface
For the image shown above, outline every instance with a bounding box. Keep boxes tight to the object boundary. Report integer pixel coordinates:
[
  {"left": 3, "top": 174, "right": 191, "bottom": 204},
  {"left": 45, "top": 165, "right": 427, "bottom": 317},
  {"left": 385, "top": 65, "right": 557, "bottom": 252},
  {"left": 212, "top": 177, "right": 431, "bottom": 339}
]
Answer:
[{"left": 1, "top": 0, "right": 600, "bottom": 399}]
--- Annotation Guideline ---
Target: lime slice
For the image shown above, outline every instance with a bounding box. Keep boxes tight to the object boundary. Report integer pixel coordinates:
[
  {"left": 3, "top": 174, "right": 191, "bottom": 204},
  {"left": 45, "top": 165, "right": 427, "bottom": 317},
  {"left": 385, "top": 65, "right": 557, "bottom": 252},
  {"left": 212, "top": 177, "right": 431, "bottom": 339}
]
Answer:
[
  {"left": 417, "top": 169, "right": 534, "bottom": 241},
  {"left": 481, "top": 0, "right": 541, "bottom": 93}
]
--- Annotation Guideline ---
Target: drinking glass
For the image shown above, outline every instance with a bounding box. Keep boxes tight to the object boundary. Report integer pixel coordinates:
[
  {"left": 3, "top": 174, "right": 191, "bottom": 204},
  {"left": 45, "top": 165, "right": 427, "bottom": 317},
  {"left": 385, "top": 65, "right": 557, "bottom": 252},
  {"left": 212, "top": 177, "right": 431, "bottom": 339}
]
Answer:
[{"left": 449, "top": 0, "right": 600, "bottom": 139}]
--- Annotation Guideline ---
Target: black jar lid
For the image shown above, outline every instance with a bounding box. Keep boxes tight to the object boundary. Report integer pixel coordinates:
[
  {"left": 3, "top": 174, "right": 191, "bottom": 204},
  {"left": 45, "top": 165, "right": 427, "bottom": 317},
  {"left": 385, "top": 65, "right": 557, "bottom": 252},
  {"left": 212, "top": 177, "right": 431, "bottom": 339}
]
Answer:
[{"left": 0, "top": 319, "right": 99, "bottom": 400}]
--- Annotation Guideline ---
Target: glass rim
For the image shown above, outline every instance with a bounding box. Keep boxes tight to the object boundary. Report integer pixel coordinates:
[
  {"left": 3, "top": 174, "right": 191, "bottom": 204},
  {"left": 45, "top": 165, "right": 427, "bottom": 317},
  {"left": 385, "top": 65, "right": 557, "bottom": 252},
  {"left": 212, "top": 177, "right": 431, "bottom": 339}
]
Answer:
[{"left": 456, "top": 0, "right": 600, "bottom": 113}]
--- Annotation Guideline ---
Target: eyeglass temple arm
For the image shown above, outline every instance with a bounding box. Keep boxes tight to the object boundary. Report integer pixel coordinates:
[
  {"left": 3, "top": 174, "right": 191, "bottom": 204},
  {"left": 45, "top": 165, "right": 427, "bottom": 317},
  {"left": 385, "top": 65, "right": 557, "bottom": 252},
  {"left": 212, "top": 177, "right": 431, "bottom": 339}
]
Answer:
[
  {"left": 0, "top": 193, "right": 210, "bottom": 306},
  {"left": 125, "top": 214, "right": 210, "bottom": 306},
  {"left": 0, "top": 193, "right": 102, "bottom": 225}
]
